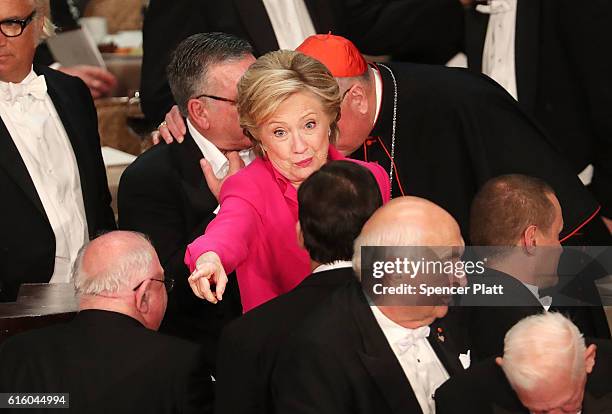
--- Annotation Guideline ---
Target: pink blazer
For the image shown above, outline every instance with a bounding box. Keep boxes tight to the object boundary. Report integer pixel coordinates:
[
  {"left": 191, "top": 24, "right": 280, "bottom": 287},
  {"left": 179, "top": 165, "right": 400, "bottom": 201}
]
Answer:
[{"left": 185, "top": 145, "right": 391, "bottom": 312}]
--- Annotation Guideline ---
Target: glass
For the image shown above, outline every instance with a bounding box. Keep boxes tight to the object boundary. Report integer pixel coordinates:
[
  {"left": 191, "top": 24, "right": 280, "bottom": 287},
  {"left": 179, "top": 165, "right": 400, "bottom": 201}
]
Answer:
[
  {"left": 193, "top": 93, "right": 236, "bottom": 105},
  {"left": 0, "top": 11, "right": 36, "bottom": 38},
  {"left": 132, "top": 276, "right": 175, "bottom": 293}
]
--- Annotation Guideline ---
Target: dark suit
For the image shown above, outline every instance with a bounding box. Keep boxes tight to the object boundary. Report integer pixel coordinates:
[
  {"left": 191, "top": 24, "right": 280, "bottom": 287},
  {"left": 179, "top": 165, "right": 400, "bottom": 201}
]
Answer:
[
  {"left": 353, "top": 62, "right": 609, "bottom": 245},
  {"left": 464, "top": 0, "right": 612, "bottom": 218},
  {"left": 272, "top": 281, "right": 469, "bottom": 414},
  {"left": 118, "top": 132, "right": 242, "bottom": 355},
  {"left": 0, "top": 310, "right": 213, "bottom": 414},
  {"left": 216, "top": 266, "right": 354, "bottom": 414},
  {"left": 140, "top": 0, "right": 465, "bottom": 125},
  {"left": 435, "top": 340, "right": 612, "bottom": 414},
  {"left": 0, "top": 66, "right": 115, "bottom": 302},
  {"left": 460, "top": 268, "right": 546, "bottom": 361}
]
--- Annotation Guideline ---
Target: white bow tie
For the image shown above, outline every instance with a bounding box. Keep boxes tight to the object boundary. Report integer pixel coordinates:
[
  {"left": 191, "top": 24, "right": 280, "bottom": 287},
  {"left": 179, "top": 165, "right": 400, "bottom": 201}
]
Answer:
[
  {"left": 476, "top": 0, "right": 513, "bottom": 14},
  {"left": 396, "top": 326, "right": 431, "bottom": 355},
  {"left": 1, "top": 75, "right": 47, "bottom": 104}
]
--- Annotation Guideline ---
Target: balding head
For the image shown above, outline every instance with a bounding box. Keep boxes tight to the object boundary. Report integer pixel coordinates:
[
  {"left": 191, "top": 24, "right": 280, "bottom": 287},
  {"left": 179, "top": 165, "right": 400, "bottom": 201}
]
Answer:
[
  {"left": 353, "top": 197, "right": 464, "bottom": 328},
  {"left": 73, "top": 231, "right": 168, "bottom": 330},
  {"left": 360, "top": 197, "right": 463, "bottom": 247}
]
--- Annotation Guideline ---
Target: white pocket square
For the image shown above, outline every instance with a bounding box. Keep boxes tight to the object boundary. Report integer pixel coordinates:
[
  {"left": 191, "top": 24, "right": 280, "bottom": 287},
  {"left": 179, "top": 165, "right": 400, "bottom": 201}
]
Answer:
[{"left": 458, "top": 350, "right": 471, "bottom": 369}]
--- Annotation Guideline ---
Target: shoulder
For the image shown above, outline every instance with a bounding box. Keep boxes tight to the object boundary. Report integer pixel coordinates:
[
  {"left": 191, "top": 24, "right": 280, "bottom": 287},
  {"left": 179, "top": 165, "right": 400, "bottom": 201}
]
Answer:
[
  {"left": 119, "top": 141, "right": 183, "bottom": 195},
  {"left": 385, "top": 62, "right": 513, "bottom": 107},
  {"left": 219, "top": 158, "right": 273, "bottom": 200},
  {"left": 36, "top": 65, "right": 90, "bottom": 97},
  {"left": 435, "top": 358, "right": 507, "bottom": 407},
  {"left": 346, "top": 158, "right": 390, "bottom": 202}
]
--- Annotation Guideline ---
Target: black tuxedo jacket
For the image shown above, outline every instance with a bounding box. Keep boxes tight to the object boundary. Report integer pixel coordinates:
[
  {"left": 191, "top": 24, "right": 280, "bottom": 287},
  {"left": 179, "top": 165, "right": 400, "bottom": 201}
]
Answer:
[
  {"left": 272, "top": 281, "right": 469, "bottom": 414},
  {"left": 460, "top": 268, "right": 546, "bottom": 361},
  {"left": 0, "top": 66, "right": 115, "bottom": 302},
  {"left": 140, "top": 0, "right": 465, "bottom": 125},
  {"left": 464, "top": 0, "right": 612, "bottom": 217},
  {"left": 353, "top": 62, "right": 610, "bottom": 245},
  {"left": 216, "top": 267, "right": 355, "bottom": 414},
  {"left": 435, "top": 339, "right": 612, "bottom": 414},
  {"left": 118, "top": 132, "right": 242, "bottom": 351},
  {"left": 0, "top": 310, "right": 213, "bottom": 414}
]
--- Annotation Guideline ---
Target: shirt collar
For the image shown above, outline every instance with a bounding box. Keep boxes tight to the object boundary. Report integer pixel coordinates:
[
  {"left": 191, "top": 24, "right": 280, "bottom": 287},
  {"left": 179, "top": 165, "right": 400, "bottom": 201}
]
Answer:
[
  {"left": 187, "top": 119, "right": 254, "bottom": 176},
  {"left": 371, "top": 305, "right": 426, "bottom": 346},
  {"left": 522, "top": 282, "right": 540, "bottom": 299},
  {"left": 313, "top": 260, "right": 353, "bottom": 274},
  {"left": 372, "top": 66, "right": 383, "bottom": 126}
]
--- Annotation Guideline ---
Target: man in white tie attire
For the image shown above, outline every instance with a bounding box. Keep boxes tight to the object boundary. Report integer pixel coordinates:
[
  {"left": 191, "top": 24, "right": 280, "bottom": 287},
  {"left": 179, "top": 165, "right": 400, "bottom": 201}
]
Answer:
[{"left": 0, "top": 0, "right": 115, "bottom": 302}]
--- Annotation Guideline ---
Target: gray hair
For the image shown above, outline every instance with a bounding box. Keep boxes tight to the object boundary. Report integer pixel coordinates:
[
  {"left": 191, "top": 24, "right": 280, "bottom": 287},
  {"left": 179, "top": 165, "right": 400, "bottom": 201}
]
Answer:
[
  {"left": 167, "top": 32, "right": 253, "bottom": 116},
  {"left": 502, "top": 312, "right": 586, "bottom": 391},
  {"left": 72, "top": 232, "right": 154, "bottom": 296},
  {"left": 336, "top": 67, "right": 371, "bottom": 95}
]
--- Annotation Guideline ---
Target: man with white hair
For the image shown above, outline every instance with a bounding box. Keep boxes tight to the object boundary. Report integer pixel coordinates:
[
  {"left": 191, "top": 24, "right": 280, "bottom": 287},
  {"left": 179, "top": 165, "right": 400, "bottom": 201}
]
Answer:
[
  {"left": 435, "top": 312, "right": 612, "bottom": 413},
  {"left": 0, "top": 0, "right": 115, "bottom": 302},
  {"left": 0, "top": 231, "right": 213, "bottom": 413},
  {"left": 272, "top": 197, "right": 470, "bottom": 414}
]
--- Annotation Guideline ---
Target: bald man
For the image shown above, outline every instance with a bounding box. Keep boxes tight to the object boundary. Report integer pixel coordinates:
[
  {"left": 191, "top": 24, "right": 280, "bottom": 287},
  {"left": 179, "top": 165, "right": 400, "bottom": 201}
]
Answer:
[
  {"left": 272, "top": 197, "right": 470, "bottom": 414},
  {"left": 0, "top": 231, "right": 213, "bottom": 414}
]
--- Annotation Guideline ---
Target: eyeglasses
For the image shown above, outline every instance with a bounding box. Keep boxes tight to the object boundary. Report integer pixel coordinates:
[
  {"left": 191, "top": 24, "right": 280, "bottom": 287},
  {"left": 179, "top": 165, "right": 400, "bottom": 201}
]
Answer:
[
  {"left": 0, "top": 11, "right": 36, "bottom": 38},
  {"left": 193, "top": 93, "right": 236, "bottom": 105},
  {"left": 132, "top": 276, "right": 175, "bottom": 293}
]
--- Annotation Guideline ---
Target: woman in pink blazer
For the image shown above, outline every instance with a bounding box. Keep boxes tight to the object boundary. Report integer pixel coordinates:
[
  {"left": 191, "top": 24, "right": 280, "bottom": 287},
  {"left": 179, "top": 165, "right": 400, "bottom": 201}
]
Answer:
[{"left": 185, "top": 50, "right": 390, "bottom": 312}]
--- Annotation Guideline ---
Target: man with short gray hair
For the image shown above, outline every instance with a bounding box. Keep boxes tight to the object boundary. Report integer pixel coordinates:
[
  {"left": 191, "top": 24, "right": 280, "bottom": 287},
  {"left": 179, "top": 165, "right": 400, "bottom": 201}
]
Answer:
[
  {"left": 118, "top": 32, "right": 255, "bottom": 346},
  {"left": 0, "top": 231, "right": 214, "bottom": 413},
  {"left": 436, "top": 312, "right": 612, "bottom": 414}
]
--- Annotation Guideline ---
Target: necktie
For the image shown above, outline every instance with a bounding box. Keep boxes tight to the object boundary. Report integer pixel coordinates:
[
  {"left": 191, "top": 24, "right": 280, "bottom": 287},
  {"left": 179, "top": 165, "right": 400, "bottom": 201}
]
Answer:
[
  {"left": 396, "top": 325, "right": 431, "bottom": 355},
  {"left": 1, "top": 75, "right": 47, "bottom": 104}
]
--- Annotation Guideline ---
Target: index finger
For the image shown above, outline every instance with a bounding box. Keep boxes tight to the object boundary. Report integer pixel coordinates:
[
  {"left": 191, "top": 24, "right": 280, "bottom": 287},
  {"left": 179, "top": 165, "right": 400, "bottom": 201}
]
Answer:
[{"left": 188, "top": 271, "right": 218, "bottom": 304}]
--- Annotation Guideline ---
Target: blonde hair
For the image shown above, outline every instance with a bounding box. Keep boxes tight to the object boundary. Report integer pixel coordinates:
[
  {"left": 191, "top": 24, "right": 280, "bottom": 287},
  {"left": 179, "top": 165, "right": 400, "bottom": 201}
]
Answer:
[
  {"left": 501, "top": 312, "right": 586, "bottom": 391},
  {"left": 236, "top": 50, "right": 341, "bottom": 156},
  {"left": 33, "top": 0, "right": 56, "bottom": 42}
]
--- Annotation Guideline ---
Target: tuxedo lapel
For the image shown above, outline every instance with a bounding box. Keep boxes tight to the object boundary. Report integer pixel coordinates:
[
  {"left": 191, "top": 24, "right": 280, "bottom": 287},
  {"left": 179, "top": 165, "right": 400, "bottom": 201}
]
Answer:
[
  {"left": 427, "top": 318, "right": 465, "bottom": 376},
  {"left": 234, "top": 0, "right": 278, "bottom": 55},
  {"left": 0, "top": 118, "right": 46, "bottom": 218},
  {"left": 515, "top": 0, "right": 541, "bottom": 114},
  {"left": 43, "top": 70, "right": 97, "bottom": 234},
  {"left": 350, "top": 286, "right": 423, "bottom": 414},
  {"left": 464, "top": 7, "right": 490, "bottom": 72},
  {"left": 174, "top": 132, "right": 218, "bottom": 219}
]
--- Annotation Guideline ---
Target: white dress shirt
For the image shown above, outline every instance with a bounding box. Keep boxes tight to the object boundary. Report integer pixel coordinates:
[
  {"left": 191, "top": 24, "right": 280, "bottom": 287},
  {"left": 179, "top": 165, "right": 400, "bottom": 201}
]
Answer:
[
  {"left": 371, "top": 306, "right": 449, "bottom": 414},
  {"left": 478, "top": 0, "right": 519, "bottom": 100},
  {"left": 261, "top": 0, "right": 316, "bottom": 50},
  {"left": 0, "top": 68, "right": 88, "bottom": 283},
  {"left": 186, "top": 119, "right": 255, "bottom": 212}
]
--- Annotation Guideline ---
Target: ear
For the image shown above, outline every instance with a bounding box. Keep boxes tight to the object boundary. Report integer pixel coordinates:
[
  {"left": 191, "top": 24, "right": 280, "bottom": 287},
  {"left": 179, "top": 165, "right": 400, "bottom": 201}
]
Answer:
[
  {"left": 346, "top": 84, "right": 369, "bottom": 116},
  {"left": 521, "top": 225, "right": 538, "bottom": 254},
  {"left": 187, "top": 99, "right": 210, "bottom": 131},
  {"left": 495, "top": 356, "right": 504, "bottom": 368},
  {"left": 584, "top": 344, "right": 597, "bottom": 374},
  {"left": 134, "top": 280, "right": 151, "bottom": 315},
  {"left": 296, "top": 221, "right": 305, "bottom": 249}
]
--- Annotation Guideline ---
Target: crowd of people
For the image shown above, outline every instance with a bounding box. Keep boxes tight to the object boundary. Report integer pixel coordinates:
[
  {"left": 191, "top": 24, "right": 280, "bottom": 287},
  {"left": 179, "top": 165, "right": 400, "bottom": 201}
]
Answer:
[{"left": 0, "top": 0, "right": 611, "bottom": 413}]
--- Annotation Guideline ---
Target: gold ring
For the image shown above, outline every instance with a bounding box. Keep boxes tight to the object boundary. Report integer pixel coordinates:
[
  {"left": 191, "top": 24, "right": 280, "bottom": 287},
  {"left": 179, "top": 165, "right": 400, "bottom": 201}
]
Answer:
[{"left": 158, "top": 120, "right": 167, "bottom": 129}]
